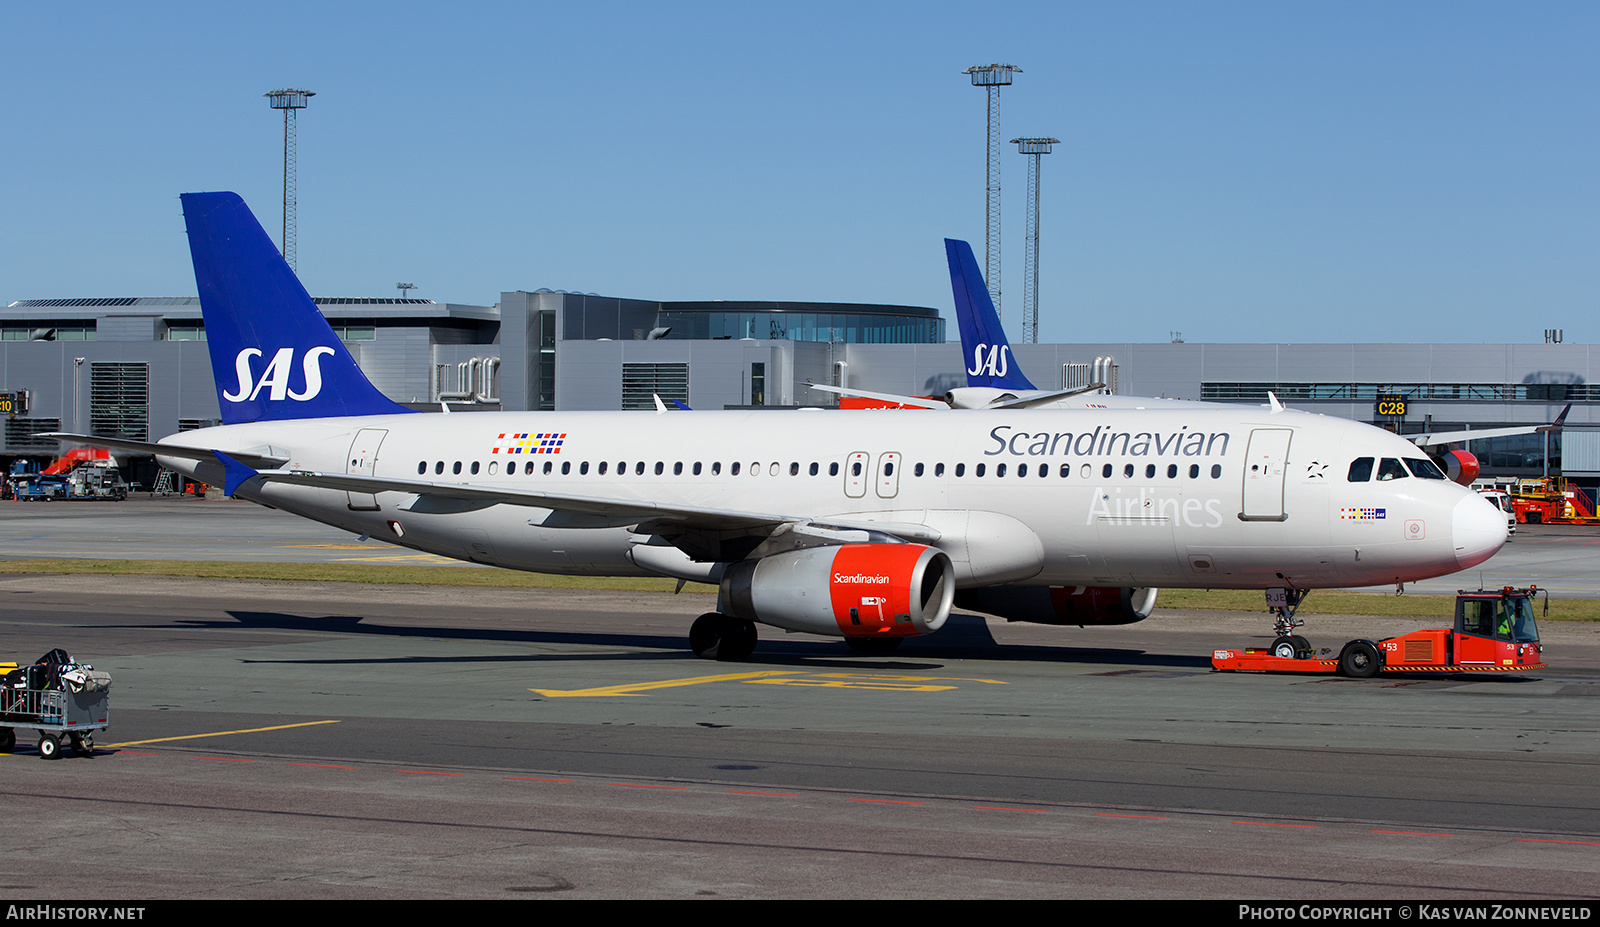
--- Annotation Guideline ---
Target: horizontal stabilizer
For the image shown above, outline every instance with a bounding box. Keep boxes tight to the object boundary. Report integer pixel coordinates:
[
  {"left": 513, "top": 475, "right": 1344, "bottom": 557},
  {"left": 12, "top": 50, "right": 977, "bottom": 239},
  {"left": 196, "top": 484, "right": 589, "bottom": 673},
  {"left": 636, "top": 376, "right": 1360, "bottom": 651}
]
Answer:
[{"left": 40, "top": 433, "right": 289, "bottom": 470}]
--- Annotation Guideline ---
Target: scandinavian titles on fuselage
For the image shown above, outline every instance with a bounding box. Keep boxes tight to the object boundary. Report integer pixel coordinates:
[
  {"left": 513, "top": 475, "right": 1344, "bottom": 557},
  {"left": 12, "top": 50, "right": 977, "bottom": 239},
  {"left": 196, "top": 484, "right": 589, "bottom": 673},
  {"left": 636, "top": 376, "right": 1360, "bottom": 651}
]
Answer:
[{"left": 983, "top": 424, "right": 1231, "bottom": 459}]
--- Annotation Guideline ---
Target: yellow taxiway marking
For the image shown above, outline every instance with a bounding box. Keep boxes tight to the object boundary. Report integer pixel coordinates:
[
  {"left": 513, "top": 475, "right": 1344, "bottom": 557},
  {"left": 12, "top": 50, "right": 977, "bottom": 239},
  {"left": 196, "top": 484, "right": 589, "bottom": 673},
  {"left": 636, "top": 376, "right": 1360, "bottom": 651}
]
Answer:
[
  {"left": 278, "top": 544, "right": 376, "bottom": 550},
  {"left": 531, "top": 671, "right": 1007, "bottom": 698},
  {"left": 105, "top": 719, "right": 342, "bottom": 747},
  {"left": 532, "top": 671, "right": 797, "bottom": 697}
]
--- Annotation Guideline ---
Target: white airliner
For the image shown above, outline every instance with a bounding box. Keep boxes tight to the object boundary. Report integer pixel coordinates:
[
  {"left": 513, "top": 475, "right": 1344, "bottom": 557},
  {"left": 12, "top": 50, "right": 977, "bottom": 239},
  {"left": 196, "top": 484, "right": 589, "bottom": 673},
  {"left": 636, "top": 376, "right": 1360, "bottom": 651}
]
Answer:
[{"left": 48, "top": 193, "right": 1508, "bottom": 661}]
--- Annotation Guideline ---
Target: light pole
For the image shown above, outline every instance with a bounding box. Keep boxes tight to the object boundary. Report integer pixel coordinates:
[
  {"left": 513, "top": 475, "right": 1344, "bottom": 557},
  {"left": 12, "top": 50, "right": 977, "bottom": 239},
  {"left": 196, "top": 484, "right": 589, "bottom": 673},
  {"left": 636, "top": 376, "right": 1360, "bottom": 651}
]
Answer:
[
  {"left": 264, "top": 89, "right": 314, "bottom": 272},
  {"left": 1012, "top": 137, "right": 1059, "bottom": 345},
  {"left": 963, "top": 63, "right": 1021, "bottom": 318}
]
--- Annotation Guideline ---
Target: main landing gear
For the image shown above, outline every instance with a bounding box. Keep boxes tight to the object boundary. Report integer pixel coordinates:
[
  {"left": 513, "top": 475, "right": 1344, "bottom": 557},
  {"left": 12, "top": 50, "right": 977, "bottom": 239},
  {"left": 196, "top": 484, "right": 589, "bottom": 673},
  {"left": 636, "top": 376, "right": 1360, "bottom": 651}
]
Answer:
[
  {"left": 690, "top": 613, "right": 758, "bottom": 662},
  {"left": 686, "top": 614, "right": 905, "bottom": 661}
]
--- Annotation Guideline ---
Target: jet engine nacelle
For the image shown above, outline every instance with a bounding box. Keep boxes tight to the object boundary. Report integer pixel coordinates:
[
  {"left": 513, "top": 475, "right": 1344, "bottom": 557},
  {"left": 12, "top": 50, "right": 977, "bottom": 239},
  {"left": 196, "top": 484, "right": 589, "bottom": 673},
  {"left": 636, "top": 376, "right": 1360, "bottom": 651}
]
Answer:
[
  {"left": 719, "top": 544, "right": 955, "bottom": 639},
  {"left": 1441, "top": 449, "right": 1480, "bottom": 486},
  {"left": 942, "top": 386, "right": 1020, "bottom": 409},
  {"left": 954, "top": 585, "right": 1159, "bottom": 626}
]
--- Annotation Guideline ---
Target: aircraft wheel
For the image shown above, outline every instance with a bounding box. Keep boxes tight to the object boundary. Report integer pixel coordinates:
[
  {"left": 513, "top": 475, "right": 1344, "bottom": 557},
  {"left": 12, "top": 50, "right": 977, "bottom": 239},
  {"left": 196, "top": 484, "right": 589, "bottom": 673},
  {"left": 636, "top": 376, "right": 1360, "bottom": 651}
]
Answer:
[
  {"left": 689, "top": 613, "right": 725, "bottom": 659},
  {"left": 725, "top": 619, "right": 758, "bottom": 661},
  {"left": 1271, "top": 636, "right": 1299, "bottom": 659},
  {"left": 1289, "top": 635, "right": 1312, "bottom": 657},
  {"left": 1339, "top": 641, "right": 1381, "bottom": 679},
  {"left": 845, "top": 637, "right": 903, "bottom": 655},
  {"left": 38, "top": 734, "right": 60, "bottom": 760},
  {"left": 690, "top": 613, "right": 757, "bottom": 662}
]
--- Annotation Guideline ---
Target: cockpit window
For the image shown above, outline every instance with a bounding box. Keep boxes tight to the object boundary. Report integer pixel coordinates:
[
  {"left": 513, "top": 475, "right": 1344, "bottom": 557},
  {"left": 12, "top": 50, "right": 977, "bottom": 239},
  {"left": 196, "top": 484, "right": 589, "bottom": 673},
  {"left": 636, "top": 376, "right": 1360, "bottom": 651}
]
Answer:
[
  {"left": 1404, "top": 458, "right": 1448, "bottom": 480},
  {"left": 1376, "top": 458, "right": 1409, "bottom": 481},
  {"left": 1347, "top": 457, "right": 1374, "bottom": 482}
]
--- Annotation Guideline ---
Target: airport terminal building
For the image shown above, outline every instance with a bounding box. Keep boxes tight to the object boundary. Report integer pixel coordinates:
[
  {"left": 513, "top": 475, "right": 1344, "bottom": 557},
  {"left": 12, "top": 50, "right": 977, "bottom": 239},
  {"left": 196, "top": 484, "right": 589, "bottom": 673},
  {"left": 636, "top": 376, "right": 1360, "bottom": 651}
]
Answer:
[{"left": 3, "top": 291, "right": 1595, "bottom": 489}]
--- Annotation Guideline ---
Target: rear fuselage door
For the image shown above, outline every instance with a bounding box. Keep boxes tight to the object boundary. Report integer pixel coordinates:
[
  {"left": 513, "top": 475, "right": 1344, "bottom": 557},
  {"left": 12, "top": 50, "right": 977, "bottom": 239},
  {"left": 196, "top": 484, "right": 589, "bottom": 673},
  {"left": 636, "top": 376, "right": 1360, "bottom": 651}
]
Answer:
[
  {"left": 346, "top": 428, "right": 388, "bottom": 511},
  {"left": 1240, "top": 428, "right": 1292, "bottom": 521}
]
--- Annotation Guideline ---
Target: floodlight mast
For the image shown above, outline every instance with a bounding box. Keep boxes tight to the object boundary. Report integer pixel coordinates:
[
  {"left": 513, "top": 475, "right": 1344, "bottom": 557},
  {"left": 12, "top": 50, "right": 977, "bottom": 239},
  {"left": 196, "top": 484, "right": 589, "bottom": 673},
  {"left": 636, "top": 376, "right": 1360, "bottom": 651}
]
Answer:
[
  {"left": 963, "top": 64, "right": 1021, "bottom": 319},
  {"left": 1012, "top": 137, "right": 1059, "bottom": 345},
  {"left": 265, "top": 89, "right": 314, "bottom": 273}
]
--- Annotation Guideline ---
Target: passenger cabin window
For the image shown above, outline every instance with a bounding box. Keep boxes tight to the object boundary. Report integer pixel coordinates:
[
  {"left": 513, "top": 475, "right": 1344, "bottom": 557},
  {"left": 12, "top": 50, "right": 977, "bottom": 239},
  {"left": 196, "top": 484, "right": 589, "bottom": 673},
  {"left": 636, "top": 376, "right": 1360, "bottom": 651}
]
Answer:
[
  {"left": 1348, "top": 457, "right": 1374, "bottom": 482},
  {"left": 1376, "top": 458, "right": 1409, "bottom": 481}
]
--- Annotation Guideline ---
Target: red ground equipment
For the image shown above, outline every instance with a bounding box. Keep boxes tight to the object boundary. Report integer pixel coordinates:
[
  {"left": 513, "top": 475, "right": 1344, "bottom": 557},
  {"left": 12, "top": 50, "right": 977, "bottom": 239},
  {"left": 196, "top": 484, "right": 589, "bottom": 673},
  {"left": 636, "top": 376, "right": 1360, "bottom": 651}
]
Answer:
[
  {"left": 1212, "top": 587, "right": 1548, "bottom": 678},
  {"left": 1511, "top": 477, "right": 1600, "bottom": 526}
]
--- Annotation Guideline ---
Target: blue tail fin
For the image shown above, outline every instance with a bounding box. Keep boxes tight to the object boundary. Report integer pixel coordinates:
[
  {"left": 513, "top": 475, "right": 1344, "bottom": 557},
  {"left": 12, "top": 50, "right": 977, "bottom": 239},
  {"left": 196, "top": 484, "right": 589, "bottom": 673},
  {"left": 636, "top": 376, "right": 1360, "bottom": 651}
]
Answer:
[
  {"left": 944, "top": 238, "right": 1036, "bottom": 391},
  {"left": 181, "top": 192, "right": 414, "bottom": 425}
]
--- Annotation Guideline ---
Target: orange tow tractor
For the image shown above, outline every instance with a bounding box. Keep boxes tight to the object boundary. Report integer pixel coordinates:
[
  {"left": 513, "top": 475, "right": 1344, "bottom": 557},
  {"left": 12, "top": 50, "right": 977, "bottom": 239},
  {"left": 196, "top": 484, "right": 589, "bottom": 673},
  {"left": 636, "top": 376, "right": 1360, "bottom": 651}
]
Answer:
[{"left": 1212, "top": 586, "right": 1548, "bottom": 678}]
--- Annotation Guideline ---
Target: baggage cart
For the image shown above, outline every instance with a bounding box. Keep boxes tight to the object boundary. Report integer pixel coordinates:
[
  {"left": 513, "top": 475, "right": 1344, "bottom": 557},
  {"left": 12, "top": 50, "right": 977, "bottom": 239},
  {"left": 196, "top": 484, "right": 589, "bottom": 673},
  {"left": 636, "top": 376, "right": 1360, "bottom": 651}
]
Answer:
[{"left": 0, "top": 684, "right": 110, "bottom": 759}]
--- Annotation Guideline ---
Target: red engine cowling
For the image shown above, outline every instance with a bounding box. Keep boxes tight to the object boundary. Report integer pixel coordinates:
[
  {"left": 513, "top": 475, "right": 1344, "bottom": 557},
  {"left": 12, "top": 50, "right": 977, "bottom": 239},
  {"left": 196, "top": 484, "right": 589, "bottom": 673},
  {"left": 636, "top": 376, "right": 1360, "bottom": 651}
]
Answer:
[
  {"left": 954, "top": 585, "right": 1159, "bottom": 626},
  {"left": 1441, "top": 449, "right": 1480, "bottom": 486},
  {"left": 720, "top": 544, "right": 955, "bottom": 638}
]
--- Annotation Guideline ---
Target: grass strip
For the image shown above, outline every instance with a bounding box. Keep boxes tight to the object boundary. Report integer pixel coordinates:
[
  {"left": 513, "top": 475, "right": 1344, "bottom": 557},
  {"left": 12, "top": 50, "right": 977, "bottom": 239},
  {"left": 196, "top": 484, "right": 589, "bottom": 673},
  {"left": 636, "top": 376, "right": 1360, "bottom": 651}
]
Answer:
[{"left": 1, "top": 558, "right": 1594, "bottom": 621}]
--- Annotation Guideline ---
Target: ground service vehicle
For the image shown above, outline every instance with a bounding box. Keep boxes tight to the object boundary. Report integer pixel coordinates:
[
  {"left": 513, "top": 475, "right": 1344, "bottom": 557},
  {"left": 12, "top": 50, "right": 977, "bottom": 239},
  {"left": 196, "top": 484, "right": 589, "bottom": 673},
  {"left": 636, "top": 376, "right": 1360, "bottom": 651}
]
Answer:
[{"left": 1211, "top": 586, "right": 1548, "bottom": 677}]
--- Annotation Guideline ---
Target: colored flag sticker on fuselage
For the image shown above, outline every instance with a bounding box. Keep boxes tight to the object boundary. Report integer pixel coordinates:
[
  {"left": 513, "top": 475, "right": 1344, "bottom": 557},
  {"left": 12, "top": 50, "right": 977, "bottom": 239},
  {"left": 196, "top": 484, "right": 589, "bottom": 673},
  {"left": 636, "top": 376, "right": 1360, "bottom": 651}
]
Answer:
[
  {"left": 1340, "top": 507, "right": 1386, "bottom": 520},
  {"left": 492, "top": 432, "right": 566, "bottom": 455}
]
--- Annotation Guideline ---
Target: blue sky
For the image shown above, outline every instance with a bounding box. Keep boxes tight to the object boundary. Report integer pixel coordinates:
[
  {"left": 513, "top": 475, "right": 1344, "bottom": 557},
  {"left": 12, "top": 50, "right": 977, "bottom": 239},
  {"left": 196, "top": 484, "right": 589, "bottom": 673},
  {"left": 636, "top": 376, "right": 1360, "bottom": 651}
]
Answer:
[{"left": 3, "top": 2, "right": 1596, "bottom": 344}]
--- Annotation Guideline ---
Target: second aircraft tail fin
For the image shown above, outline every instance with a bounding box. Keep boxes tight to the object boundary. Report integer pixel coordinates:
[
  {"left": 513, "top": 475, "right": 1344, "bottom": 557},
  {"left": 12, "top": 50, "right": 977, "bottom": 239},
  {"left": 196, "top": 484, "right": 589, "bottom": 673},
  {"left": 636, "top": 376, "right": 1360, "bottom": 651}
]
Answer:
[{"left": 944, "top": 238, "right": 1036, "bottom": 391}]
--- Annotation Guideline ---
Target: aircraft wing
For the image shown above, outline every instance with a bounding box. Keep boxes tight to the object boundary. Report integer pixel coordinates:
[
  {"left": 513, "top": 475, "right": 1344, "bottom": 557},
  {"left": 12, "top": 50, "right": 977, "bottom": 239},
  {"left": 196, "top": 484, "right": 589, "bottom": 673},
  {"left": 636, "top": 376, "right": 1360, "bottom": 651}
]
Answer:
[
  {"left": 986, "top": 384, "right": 1109, "bottom": 409},
  {"left": 804, "top": 383, "right": 950, "bottom": 409},
  {"left": 39, "top": 433, "right": 290, "bottom": 470},
  {"left": 1407, "top": 404, "right": 1570, "bottom": 448},
  {"left": 223, "top": 461, "right": 941, "bottom": 544}
]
